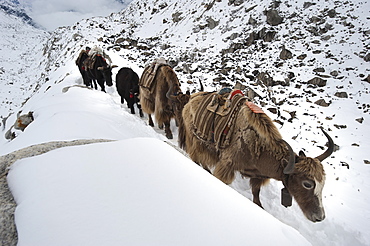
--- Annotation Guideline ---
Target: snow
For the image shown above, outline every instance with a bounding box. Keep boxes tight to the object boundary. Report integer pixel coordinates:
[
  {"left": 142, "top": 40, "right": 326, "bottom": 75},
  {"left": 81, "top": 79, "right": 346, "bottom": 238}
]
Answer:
[
  {"left": 1, "top": 0, "right": 370, "bottom": 245},
  {"left": 7, "top": 138, "right": 310, "bottom": 246}
]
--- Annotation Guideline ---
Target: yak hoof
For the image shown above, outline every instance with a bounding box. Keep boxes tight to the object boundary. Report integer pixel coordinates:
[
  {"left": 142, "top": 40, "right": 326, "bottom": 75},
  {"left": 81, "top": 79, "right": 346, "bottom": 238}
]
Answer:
[
  {"left": 139, "top": 111, "right": 144, "bottom": 118},
  {"left": 165, "top": 132, "right": 173, "bottom": 139}
]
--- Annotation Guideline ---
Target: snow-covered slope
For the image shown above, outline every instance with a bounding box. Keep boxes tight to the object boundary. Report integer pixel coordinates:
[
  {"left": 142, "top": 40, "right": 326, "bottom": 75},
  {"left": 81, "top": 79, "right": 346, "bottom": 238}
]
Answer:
[
  {"left": 0, "top": 8, "right": 48, "bottom": 118},
  {"left": 1, "top": 0, "right": 370, "bottom": 245}
]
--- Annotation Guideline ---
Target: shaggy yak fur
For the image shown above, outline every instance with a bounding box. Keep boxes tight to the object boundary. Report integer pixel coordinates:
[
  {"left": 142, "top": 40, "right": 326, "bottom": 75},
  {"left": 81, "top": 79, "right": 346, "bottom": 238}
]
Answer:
[
  {"left": 139, "top": 65, "right": 189, "bottom": 139},
  {"left": 179, "top": 91, "right": 334, "bottom": 222},
  {"left": 116, "top": 67, "right": 143, "bottom": 117}
]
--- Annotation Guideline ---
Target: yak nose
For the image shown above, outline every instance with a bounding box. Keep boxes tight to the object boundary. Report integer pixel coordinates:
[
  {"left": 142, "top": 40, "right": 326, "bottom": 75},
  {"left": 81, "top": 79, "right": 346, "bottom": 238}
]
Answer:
[{"left": 310, "top": 210, "right": 325, "bottom": 222}]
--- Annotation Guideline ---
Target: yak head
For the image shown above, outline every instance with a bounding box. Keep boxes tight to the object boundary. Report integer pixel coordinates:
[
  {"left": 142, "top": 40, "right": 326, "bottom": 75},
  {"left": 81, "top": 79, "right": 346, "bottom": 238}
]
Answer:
[
  {"left": 97, "top": 64, "right": 118, "bottom": 86},
  {"left": 282, "top": 129, "right": 334, "bottom": 222}
]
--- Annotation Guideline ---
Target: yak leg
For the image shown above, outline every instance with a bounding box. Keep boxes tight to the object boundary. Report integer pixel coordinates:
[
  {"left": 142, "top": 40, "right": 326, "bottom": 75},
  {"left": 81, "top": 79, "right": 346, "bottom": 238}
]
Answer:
[
  {"left": 130, "top": 106, "right": 135, "bottom": 114},
  {"left": 99, "top": 81, "right": 106, "bottom": 92},
  {"left": 138, "top": 105, "right": 144, "bottom": 118},
  {"left": 164, "top": 121, "right": 173, "bottom": 139},
  {"left": 91, "top": 79, "right": 98, "bottom": 90},
  {"left": 148, "top": 114, "right": 154, "bottom": 127},
  {"left": 128, "top": 100, "right": 135, "bottom": 114},
  {"left": 213, "top": 162, "right": 235, "bottom": 185},
  {"left": 135, "top": 99, "right": 144, "bottom": 117},
  {"left": 250, "top": 178, "right": 269, "bottom": 208}
]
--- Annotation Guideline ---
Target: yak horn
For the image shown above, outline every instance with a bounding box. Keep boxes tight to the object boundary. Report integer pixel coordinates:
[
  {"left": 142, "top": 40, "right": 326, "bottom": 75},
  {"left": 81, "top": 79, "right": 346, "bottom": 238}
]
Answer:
[
  {"left": 97, "top": 67, "right": 104, "bottom": 70},
  {"left": 283, "top": 140, "right": 296, "bottom": 174},
  {"left": 315, "top": 128, "right": 334, "bottom": 161},
  {"left": 199, "top": 80, "right": 204, "bottom": 92}
]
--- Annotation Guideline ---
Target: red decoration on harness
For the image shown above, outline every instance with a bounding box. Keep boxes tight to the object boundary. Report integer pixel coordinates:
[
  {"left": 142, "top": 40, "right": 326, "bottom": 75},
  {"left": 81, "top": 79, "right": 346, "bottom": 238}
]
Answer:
[
  {"left": 246, "top": 101, "right": 264, "bottom": 114},
  {"left": 229, "top": 89, "right": 244, "bottom": 99},
  {"left": 130, "top": 93, "right": 134, "bottom": 98}
]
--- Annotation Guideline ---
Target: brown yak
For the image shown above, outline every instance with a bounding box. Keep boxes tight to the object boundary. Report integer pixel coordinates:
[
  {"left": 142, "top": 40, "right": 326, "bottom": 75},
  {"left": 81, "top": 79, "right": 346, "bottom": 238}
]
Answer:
[
  {"left": 139, "top": 64, "right": 189, "bottom": 139},
  {"left": 178, "top": 91, "right": 334, "bottom": 222}
]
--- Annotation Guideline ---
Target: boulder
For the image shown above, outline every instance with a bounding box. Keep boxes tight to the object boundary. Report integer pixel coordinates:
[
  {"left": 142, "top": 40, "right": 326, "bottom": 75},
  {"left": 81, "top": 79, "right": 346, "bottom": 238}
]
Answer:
[
  {"left": 307, "top": 77, "right": 327, "bottom": 87},
  {"left": 265, "top": 9, "right": 283, "bottom": 26}
]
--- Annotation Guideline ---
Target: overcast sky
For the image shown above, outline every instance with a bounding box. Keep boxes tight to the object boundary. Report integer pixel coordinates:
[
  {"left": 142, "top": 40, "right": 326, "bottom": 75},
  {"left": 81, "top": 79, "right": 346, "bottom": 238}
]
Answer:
[{"left": 20, "top": 0, "right": 130, "bottom": 31}]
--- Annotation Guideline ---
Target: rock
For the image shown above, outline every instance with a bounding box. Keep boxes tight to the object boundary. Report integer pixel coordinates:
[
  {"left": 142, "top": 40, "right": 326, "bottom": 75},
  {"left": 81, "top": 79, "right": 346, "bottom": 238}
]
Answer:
[
  {"left": 334, "top": 92, "right": 348, "bottom": 98},
  {"left": 363, "top": 74, "right": 370, "bottom": 83},
  {"left": 263, "top": 31, "right": 276, "bottom": 42},
  {"left": 356, "top": 117, "right": 364, "bottom": 123},
  {"left": 115, "top": 38, "right": 125, "bottom": 44},
  {"left": 327, "top": 9, "right": 337, "bottom": 18},
  {"left": 315, "top": 99, "right": 330, "bottom": 107},
  {"left": 334, "top": 124, "right": 347, "bottom": 129},
  {"left": 280, "top": 46, "right": 293, "bottom": 60},
  {"left": 303, "top": 2, "right": 316, "bottom": 8},
  {"left": 206, "top": 17, "right": 219, "bottom": 30},
  {"left": 297, "top": 54, "right": 307, "bottom": 60},
  {"left": 313, "top": 67, "right": 325, "bottom": 73},
  {"left": 364, "top": 53, "right": 370, "bottom": 62},
  {"left": 14, "top": 112, "right": 34, "bottom": 131},
  {"left": 257, "top": 72, "right": 275, "bottom": 86},
  {"left": 267, "top": 108, "right": 278, "bottom": 114},
  {"left": 248, "top": 16, "right": 257, "bottom": 25},
  {"left": 307, "top": 77, "right": 327, "bottom": 87},
  {"left": 265, "top": 9, "right": 283, "bottom": 26},
  {"left": 172, "top": 12, "right": 183, "bottom": 23},
  {"left": 246, "top": 31, "right": 257, "bottom": 46},
  {"left": 228, "top": 0, "right": 244, "bottom": 6},
  {"left": 330, "top": 70, "right": 339, "bottom": 77},
  {"left": 364, "top": 160, "right": 370, "bottom": 164}
]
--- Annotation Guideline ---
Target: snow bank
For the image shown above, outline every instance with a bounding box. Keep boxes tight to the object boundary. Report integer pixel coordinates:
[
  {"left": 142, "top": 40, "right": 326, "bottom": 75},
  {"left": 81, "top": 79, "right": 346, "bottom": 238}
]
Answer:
[{"left": 8, "top": 138, "right": 310, "bottom": 246}]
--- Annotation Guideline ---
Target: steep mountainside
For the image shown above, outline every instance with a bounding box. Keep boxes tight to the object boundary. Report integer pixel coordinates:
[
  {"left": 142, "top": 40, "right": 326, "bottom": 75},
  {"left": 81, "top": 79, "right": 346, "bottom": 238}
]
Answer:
[
  {"left": 0, "top": 0, "right": 38, "bottom": 27},
  {"left": 44, "top": 0, "right": 369, "bottom": 151},
  {"left": 0, "top": 7, "right": 48, "bottom": 120}
]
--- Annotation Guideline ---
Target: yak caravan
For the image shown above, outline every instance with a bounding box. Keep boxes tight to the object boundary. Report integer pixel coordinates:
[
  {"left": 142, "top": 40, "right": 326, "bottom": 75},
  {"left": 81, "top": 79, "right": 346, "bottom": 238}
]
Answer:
[
  {"left": 76, "top": 54, "right": 335, "bottom": 223},
  {"left": 76, "top": 46, "right": 117, "bottom": 92}
]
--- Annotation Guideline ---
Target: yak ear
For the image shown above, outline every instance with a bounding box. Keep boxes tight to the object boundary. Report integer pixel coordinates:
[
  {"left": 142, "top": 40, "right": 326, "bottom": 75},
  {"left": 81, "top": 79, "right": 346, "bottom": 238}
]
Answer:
[{"left": 299, "top": 150, "right": 306, "bottom": 157}]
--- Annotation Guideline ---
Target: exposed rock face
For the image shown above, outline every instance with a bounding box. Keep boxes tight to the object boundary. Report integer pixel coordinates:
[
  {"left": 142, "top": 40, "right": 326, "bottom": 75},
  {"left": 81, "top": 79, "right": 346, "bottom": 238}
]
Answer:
[
  {"left": 280, "top": 46, "right": 293, "bottom": 60},
  {"left": 265, "top": 9, "right": 283, "bottom": 26},
  {"left": 315, "top": 99, "right": 330, "bottom": 107},
  {"left": 0, "top": 139, "right": 113, "bottom": 246},
  {"left": 307, "top": 77, "right": 327, "bottom": 87},
  {"left": 5, "top": 112, "right": 34, "bottom": 140}
]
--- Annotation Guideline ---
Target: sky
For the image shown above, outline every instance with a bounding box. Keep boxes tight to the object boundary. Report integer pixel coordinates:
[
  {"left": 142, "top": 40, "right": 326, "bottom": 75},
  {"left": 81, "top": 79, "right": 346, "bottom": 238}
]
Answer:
[{"left": 20, "top": 0, "right": 129, "bottom": 31}]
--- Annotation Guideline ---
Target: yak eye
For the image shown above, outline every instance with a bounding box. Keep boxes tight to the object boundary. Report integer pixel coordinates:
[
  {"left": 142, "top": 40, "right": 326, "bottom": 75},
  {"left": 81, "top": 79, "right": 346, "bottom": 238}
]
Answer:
[{"left": 302, "top": 180, "right": 315, "bottom": 190}]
